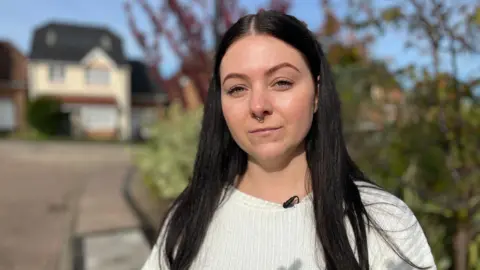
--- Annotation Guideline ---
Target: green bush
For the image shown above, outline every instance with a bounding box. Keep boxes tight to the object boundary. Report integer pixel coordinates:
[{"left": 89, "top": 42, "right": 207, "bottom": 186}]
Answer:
[
  {"left": 27, "top": 96, "right": 63, "bottom": 136},
  {"left": 134, "top": 102, "right": 203, "bottom": 199}
]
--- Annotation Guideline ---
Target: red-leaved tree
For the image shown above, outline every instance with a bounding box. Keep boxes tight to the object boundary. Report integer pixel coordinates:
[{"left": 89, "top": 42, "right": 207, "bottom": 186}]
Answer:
[{"left": 125, "top": 0, "right": 292, "bottom": 108}]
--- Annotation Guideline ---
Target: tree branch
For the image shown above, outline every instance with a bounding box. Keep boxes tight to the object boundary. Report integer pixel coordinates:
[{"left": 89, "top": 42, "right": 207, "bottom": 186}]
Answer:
[
  {"left": 126, "top": 0, "right": 293, "bottom": 107},
  {"left": 471, "top": 221, "right": 480, "bottom": 240},
  {"left": 398, "top": 160, "right": 474, "bottom": 213}
]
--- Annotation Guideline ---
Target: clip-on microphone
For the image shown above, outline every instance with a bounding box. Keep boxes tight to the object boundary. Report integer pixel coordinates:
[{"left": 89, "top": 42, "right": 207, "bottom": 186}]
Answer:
[{"left": 282, "top": 195, "right": 300, "bottom": 208}]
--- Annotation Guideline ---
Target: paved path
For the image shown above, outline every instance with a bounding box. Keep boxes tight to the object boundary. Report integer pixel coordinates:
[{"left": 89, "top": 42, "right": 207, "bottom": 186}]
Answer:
[{"left": 0, "top": 140, "right": 150, "bottom": 270}]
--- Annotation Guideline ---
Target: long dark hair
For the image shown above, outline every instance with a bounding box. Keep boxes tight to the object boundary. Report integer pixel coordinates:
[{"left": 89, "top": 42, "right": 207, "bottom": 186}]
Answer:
[{"left": 160, "top": 10, "right": 427, "bottom": 270}]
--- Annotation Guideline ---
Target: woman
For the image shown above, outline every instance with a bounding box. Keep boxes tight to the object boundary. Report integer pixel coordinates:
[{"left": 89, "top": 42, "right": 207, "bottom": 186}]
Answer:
[{"left": 141, "top": 10, "right": 436, "bottom": 270}]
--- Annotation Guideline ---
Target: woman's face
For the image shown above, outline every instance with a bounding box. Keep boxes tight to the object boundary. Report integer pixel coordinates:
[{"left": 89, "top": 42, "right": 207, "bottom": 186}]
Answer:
[{"left": 219, "top": 35, "right": 317, "bottom": 165}]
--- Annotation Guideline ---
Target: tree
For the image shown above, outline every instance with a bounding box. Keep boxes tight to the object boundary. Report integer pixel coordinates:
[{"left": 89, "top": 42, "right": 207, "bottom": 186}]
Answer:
[
  {"left": 124, "top": 0, "right": 292, "bottom": 108},
  {"left": 346, "top": 1, "right": 480, "bottom": 269},
  {"left": 313, "top": 1, "right": 406, "bottom": 180}
]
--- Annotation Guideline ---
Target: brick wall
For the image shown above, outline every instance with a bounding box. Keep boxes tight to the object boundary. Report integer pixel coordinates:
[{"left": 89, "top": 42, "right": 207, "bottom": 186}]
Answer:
[{"left": 0, "top": 41, "right": 28, "bottom": 131}]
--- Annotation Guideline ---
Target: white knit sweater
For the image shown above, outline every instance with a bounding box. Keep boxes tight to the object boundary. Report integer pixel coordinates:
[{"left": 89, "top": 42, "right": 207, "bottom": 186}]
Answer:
[{"left": 141, "top": 182, "right": 437, "bottom": 269}]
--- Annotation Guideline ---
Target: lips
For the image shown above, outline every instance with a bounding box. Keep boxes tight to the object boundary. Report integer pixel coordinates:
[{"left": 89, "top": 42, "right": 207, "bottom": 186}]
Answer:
[{"left": 248, "top": 127, "right": 282, "bottom": 134}]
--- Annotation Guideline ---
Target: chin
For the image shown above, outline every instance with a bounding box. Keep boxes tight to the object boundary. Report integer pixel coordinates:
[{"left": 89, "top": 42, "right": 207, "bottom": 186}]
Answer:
[{"left": 249, "top": 144, "right": 289, "bottom": 162}]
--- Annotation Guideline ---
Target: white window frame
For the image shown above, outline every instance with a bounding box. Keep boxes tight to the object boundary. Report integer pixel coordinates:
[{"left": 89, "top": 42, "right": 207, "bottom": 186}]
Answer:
[
  {"left": 85, "top": 67, "right": 110, "bottom": 85},
  {"left": 48, "top": 64, "right": 65, "bottom": 82}
]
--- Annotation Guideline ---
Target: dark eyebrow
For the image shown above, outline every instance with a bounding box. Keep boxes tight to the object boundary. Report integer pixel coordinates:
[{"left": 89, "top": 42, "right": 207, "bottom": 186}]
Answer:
[{"left": 222, "top": 62, "right": 300, "bottom": 85}]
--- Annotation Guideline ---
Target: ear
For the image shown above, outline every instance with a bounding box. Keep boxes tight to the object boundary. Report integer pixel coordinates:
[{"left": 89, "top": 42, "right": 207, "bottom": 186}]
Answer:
[{"left": 314, "top": 75, "right": 320, "bottom": 113}]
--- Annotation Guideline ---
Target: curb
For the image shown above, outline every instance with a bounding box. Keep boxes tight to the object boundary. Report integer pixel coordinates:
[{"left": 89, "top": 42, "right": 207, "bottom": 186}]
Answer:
[
  {"left": 121, "top": 165, "right": 157, "bottom": 248},
  {"left": 55, "top": 186, "right": 86, "bottom": 270}
]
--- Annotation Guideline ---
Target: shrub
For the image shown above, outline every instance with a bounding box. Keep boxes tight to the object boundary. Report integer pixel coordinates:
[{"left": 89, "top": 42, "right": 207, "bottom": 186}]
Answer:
[{"left": 134, "top": 102, "right": 203, "bottom": 199}]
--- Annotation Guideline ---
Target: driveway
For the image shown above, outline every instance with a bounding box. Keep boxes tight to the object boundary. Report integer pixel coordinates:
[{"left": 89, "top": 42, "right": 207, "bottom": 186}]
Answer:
[{"left": 0, "top": 140, "right": 139, "bottom": 270}]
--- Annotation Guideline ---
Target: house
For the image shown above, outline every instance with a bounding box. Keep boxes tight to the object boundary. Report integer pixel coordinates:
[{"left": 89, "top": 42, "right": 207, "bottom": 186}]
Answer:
[
  {"left": 128, "top": 60, "right": 168, "bottom": 141},
  {"left": 0, "top": 41, "right": 28, "bottom": 133},
  {"left": 28, "top": 21, "right": 131, "bottom": 140},
  {"left": 128, "top": 59, "right": 205, "bottom": 141}
]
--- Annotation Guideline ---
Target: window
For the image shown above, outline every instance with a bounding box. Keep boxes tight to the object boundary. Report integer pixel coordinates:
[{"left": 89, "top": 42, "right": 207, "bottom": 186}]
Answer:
[
  {"left": 85, "top": 68, "right": 110, "bottom": 85},
  {"left": 101, "top": 35, "right": 111, "bottom": 50},
  {"left": 48, "top": 64, "right": 65, "bottom": 82},
  {"left": 46, "top": 30, "right": 56, "bottom": 46}
]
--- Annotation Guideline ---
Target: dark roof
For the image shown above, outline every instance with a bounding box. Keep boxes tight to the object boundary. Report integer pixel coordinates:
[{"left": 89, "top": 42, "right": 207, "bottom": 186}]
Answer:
[
  {"left": 129, "top": 60, "right": 154, "bottom": 94},
  {"left": 128, "top": 59, "right": 167, "bottom": 96},
  {"left": 0, "top": 41, "right": 14, "bottom": 81},
  {"left": 0, "top": 41, "right": 26, "bottom": 83},
  {"left": 29, "top": 21, "right": 126, "bottom": 65}
]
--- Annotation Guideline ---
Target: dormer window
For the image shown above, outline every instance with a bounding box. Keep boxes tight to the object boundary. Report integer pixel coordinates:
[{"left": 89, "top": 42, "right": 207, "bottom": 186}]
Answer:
[
  {"left": 46, "top": 30, "right": 57, "bottom": 46},
  {"left": 101, "top": 36, "right": 111, "bottom": 50}
]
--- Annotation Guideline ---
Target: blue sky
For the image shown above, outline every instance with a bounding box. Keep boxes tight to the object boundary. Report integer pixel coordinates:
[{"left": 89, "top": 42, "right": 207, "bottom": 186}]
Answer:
[{"left": 1, "top": 0, "right": 478, "bottom": 81}]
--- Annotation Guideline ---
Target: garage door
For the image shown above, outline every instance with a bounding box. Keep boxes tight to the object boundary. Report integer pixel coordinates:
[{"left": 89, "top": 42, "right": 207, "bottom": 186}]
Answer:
[
  {"left": 80, "top": 105, "right": 118, "bottom": 131},
  {"left": 0, "top": 98, "right": 15, "bottom": 131}
]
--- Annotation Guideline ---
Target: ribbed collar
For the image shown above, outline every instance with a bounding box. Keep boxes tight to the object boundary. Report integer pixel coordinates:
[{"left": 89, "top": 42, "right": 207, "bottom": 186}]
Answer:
[{"left": 223, "top": 186, "right": 313, "bottom": 211}]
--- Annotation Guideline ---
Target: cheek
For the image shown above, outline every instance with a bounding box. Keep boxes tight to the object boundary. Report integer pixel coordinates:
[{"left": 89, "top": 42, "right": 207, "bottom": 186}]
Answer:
[
  {"left": 275, "top": 91, "right": 315, "bottom": 128},
  {"left": 291, "top": 105, "right": 314, "bottom": 138},
  {"left": 221, "top": 100, "right": 245, "bottom": 135},
  {"left": 274, "top": 93, "right": 315, "bottom": 145}
]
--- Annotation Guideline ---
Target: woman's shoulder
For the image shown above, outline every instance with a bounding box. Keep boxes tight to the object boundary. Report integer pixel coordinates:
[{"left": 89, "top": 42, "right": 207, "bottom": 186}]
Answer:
[
  {"left": 354, "top": 181, "right": 437, "bottom": 269},
  {"left": 140, "top": 204, "right": 177, "bottom": 270},
  {"left": 354, "top": 180, "right": 422, "bottom": 237},
  {"left": 355, "top": 181, "right": 414, "bottom": 225}
]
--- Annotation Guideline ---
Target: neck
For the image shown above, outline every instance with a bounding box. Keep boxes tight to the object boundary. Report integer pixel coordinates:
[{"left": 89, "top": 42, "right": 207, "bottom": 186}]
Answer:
[{"left": 237, "top": 149, "right": 311, "bottom": 204}]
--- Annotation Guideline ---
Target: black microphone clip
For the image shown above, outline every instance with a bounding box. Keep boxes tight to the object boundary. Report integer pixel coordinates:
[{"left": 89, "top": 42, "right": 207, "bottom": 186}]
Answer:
[{"left": 282, "top": 195, "right": 300, "bottom": 209}]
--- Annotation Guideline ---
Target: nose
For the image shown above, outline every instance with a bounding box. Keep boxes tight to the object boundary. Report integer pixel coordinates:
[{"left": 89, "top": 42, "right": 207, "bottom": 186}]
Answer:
[{"left": 249, "top": 88, "right": 272, "bottom": 120}]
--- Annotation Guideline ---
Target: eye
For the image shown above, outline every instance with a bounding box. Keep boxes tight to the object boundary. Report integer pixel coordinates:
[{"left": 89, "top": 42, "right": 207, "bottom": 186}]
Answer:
[
  {"left": 226, "top": 86, "right": 246, "bottom": 96},
  {"left": 273, "top": 80, "right": 293, "bottom": 90}
]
